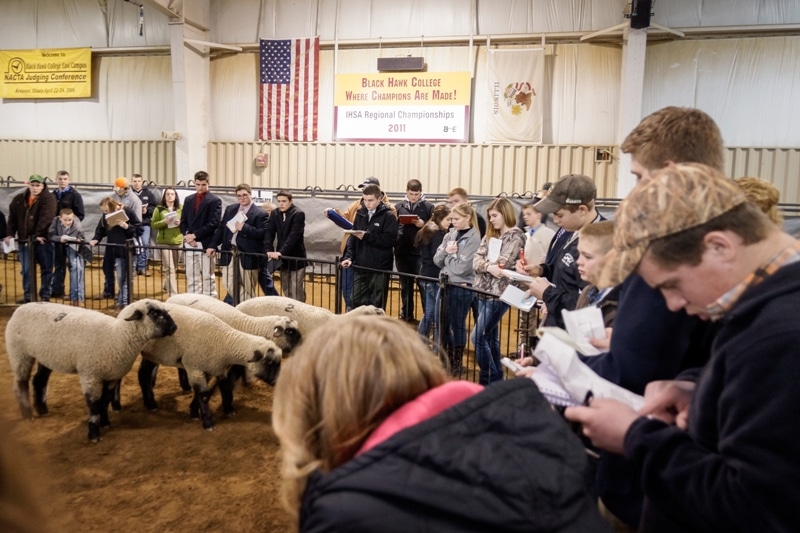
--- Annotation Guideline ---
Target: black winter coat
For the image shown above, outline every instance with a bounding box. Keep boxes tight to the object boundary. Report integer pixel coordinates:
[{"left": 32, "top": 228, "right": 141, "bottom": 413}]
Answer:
[
  {"left": 394, "top": 197, "right": 433, "bottom": 256},
  {"left": 264, "top": 204, "right": 307, "bottom": 270},
  {"left": 343, "top": 202, "right": 398, "bottom": 271},
  {"left": 53, "top": 186, "right": 85, "bottom": 221},
  {"left": 299, "top": 379, "right": 610, "bottom": 533}
]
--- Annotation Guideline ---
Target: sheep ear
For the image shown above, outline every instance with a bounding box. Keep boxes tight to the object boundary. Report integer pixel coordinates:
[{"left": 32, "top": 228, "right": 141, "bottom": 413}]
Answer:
[
  {"left": 249, "top": 350, "right": 264, "bottom": 363},
  {"left": 125, "top": 309, "right": 144, "bottom": 322}
]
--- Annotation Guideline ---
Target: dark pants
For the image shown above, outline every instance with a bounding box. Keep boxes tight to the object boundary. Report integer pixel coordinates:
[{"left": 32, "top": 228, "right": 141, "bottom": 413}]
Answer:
[
  {"left": 395, "top": 254, "right": 422, "bottom": 320},
  {"left": 19, "top": 241, "right": 54, "bottom": 301},
  {"left": 352, "top": 270, "right": 390, "bottom": 310},
  {"left": 102, "top": 246, "right": 115, "bottom": 296},
  {"left": 51, "top": 243, "right": 68, "bottom": 297}
]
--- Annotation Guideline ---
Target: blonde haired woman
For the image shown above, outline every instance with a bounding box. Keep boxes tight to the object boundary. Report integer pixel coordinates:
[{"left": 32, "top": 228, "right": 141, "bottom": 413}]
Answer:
[
  {"left": 433, "top": 202, "right": 481, "bottom": 375},
  {"left": 272, "top": 315, "right": 607, "bottom": 532}
]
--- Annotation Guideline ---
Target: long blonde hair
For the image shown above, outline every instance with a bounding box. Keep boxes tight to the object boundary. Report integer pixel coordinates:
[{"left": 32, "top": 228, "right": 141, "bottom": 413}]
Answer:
[
  {"left": 272, "top": 315, "right": 448, "bottom": 524},
  {"left": 450, "top": 202, "right": 478, "bottom": 231}
]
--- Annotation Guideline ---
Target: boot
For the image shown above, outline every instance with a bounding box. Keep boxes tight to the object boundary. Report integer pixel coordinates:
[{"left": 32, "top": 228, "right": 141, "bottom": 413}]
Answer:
[{"left": 450, "top": 346, "right": 464, "bottom": 377}]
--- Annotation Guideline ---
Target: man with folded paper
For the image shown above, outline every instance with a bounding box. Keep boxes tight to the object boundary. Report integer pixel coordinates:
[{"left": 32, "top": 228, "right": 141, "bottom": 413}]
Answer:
[{"left": 565, "top": 164, "right": 800, "bottom": 532}]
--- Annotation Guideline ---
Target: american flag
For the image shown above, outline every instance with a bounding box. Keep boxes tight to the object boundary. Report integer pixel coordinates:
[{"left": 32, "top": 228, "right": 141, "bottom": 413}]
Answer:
[{"left": 259, "top": 37, "right": 319, "bottom": 142}]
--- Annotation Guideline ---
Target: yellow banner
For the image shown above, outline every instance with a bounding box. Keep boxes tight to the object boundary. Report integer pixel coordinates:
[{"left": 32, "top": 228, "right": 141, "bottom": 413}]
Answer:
[
  {"left": 0, "top": 48, "right": 92, "bottom": 99},
  {"left": 335, "top": 72, "right": 470, "bottom": 106}
]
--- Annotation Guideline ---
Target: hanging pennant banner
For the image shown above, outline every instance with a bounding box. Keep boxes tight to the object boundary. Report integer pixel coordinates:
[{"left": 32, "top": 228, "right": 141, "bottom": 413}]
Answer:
[
  {"left": 335, "top": 72, "right": 471, "bottom": 143},
  {"left": 0, "top": 48, "right": 92, "bottom": 99}
]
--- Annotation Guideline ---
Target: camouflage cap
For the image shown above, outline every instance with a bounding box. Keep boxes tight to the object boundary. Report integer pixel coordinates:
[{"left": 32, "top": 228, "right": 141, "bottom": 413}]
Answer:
[{"left": 598, "top": 163, "right": 747, "bottom": 288}]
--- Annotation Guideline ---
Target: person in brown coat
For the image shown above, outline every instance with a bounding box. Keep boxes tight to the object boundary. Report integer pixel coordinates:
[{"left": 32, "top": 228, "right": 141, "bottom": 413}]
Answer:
[{"left": 4, "top": 174, "right": 58, "bottom": 303}]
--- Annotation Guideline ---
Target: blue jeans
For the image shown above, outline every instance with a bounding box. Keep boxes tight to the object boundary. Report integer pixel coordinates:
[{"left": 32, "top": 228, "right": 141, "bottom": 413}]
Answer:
[
  {"left": 471, "top": 298, "right": 510, "bottom": 385},
  {"left": 445, "top": 285, "right": 474, "bottom": 349},
  {"left": 136, "top": 225, "right": 151, "bottom": 272},
  {"left": 115, "top": 257, "right": 129, "bottom": 307},
  {"left": 18, "top": 241, "right": 53, "bottom": 301},
  {"left": 417, "top": 280, "right": 439, "bottom": 340},
  {"left": 66, "top": 246, "right": 85, "bottom": 301},
  {"left": 341, "top": 266, "right": 354, "bottom": 311}
]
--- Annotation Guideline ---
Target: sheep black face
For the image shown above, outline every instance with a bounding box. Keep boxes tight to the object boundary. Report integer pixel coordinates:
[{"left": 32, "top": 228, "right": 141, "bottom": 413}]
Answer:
[
  {"left": 148, "top": 306, "right": 178, "bottom": 337},
  {"left": 247, "top": 348, "right": 281, "bottom": 386},
  {"left": 276, "top": 326, "right": 302, "bottom": 355}
]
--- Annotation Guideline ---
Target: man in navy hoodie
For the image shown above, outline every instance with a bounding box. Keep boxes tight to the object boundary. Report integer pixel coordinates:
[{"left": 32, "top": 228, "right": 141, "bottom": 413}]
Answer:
[{"left": 567, "top": 164, "right": 800, "bottom": 533}]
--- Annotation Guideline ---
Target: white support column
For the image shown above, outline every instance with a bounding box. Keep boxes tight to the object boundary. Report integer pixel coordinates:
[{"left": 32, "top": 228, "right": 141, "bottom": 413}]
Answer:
[
  {"left": 167, "top": 2, "right": 210, "bottom": 184},
  {"left": 616, "top": 27, "right": 648, "bottom": 198}
]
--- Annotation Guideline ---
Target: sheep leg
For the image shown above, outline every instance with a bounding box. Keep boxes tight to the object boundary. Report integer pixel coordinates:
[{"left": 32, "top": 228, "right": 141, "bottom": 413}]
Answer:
[
  {"left": 98, "top": 382, "right": 116, "bottom": 428},
  {"left": 177, "top": 368, "right": 192, "bottom": 392},
  {"left": 137, "top": 359, "right": 160, "bottom": 411},
  {"left": 227, "top": 364, "right": 249, "bottom": 387},
  {"left": 81, "top": 380, "right": 105, "bottom": 443},
  {"left": 218, "top": 372, "right": 236, "bottom": 417},
  {"left": 32, "top": 363, "right": 53, "bottom": 416},
  {"left": 191, "top": 383, "right": 216, "bottom": 430},
  {"left": 11, "top": 356, "right": 35, "bottom": 420},
  {"left": 109, "top": 379, "right": 122, "bottom": 412}
]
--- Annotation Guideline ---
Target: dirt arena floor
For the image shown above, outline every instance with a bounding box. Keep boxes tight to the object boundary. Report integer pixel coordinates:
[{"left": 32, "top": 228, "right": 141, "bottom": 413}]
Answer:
[
  {"left": 0, "top": 305, "right": 293, "bottom": 533},
  {"left": 0, "top": 253, "right": 527, "bottom": 532}
]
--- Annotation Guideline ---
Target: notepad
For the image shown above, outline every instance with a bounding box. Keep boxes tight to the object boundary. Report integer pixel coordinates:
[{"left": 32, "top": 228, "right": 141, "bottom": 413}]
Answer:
[
  {"left": 398, "top": 214, "right": 419, "bottom": 225},
  {"left": 2, "top": 238, "right": 16, "bottom": 254},
  {"left": 226, "top": 210, "right": 247, "bottom": 233},
  {"left": 499, "top": 284, "right": 537, "bottom": 312},
  {"left": 529, "top": 363, "right": 581, "bottom": 407},
  {"left": 105, "top": 209, "right": 129, "bottom": 228},
  {"left": 533, "top": 332, "right": 645, "bottom": 411}
]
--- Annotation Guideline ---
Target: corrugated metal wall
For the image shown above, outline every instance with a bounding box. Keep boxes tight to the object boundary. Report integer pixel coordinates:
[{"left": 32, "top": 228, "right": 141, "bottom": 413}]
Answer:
[
  {"left": 2, "top": 139, "right": 800, "bottom": 203},
  {"left": 207, "top": 142, "right": 620, "bottom": 198},
  {"left": 0, "top": 140, "right": 175, "bottom": 186}
]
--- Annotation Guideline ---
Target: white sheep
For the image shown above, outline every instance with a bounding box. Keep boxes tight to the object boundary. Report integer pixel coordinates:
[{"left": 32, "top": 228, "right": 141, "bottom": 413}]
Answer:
[
  {"left": 166, "top": 294, "right": 302, "bottom": 353},
  {"left": 139, "top": 303, "right": 282, "bottom": 430},
  {"left": 235, "top": 296, "right": 385, "bottom": 337},
  {"left": 5, "top": 300, "right": 177, "bottom": 442}
]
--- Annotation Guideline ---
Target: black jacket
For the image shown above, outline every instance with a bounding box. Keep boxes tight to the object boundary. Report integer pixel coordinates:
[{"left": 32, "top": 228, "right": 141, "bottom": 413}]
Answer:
[
  {"left": 344, "top": 202, "right": 398, "bottom": 271},
  {"left": 133, "top": 187, "right": 158, "bottom": 226},
  {"left": 210, "top": 203, "right": 268, "bottom": 269},
  {"left": 7, "top": 184, "right": 58, "bottom": 241},
  {"left": 92, "top": 206, "right": 142, "bottom": 259},
  {"left": 264, "top": 203, "right": 307, "bottom": 270},
  {"left": 299, "top": 379, "right": 609, "bottom": 533},
  {"left": 394, "top": 197, "right": 433, "bottom": 256},
  {"left": 52, "top": 186, "right": 85, "bottom": 221},
  {"left": 180, "top": 192, "right": 222, "bottom": 246}
]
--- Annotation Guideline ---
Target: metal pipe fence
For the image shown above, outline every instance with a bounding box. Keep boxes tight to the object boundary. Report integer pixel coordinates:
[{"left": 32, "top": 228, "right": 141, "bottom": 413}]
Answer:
[{"left": 1, "top": 241, "right": 540, "bottom": 381}]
